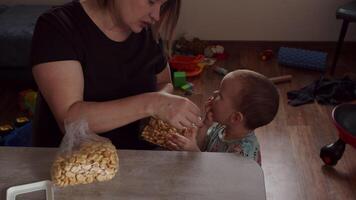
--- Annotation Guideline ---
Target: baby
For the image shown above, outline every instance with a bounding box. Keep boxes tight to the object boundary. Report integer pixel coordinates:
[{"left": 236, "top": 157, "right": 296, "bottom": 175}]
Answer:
[{"left": 167, "top": 69, "right": 280, "bottom": 165}]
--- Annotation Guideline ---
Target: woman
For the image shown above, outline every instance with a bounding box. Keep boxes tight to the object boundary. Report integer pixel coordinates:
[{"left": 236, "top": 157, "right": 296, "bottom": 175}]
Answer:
[{"left": 31, "top": 0, "right": 202, "bottom": 149}]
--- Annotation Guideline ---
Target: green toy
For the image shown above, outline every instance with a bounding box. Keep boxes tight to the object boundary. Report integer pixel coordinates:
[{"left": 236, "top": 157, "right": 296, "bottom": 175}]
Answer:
[
  {"left": 180, "top": 82, "right": 194, "bottom": 96},
  {"left": 19, "top": 90, "right": 38, "bottom": 117},
  {"left": 181, "top": 82, "right": 193, "bottom": 91},
  {"left": 173, "top": 71, "right": 187, "bottom": 88}
]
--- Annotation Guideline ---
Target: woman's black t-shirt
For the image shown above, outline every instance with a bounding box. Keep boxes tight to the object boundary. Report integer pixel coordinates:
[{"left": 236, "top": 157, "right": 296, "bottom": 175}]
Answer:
[{"left": 30, "top": 1, "right": 166, "bottom": 149}]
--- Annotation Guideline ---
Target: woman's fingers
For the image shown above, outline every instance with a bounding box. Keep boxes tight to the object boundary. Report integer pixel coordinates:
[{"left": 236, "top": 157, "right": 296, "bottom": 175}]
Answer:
[
  {"left": 172, "top": 121, "right": 186, "bottom": 130},
  {"left": 185, "top": 111, "right": 203, "bottom": 127},
  {"left": 158, "top": 94, "right": 202, "bottom": 130},
  {"left": 187, "top": 100, "right": 201, "bottom": 117},
  {"left": 156, "top": 93, "right": 203, "bottom": 130},
  {"left": 184, "top": 101, "right": 203, "bottom": 127}
]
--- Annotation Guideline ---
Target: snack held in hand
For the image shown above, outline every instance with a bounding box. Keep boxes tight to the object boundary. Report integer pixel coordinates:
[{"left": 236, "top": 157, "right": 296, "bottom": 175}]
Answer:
[{"left": 142, "top": 117, "right": 183, "bottom": 148}]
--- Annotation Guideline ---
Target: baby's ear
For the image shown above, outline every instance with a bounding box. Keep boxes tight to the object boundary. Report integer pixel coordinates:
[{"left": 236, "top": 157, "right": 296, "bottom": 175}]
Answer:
[{"left": 230, "top": 111, "right": 244, "bottom": 124}]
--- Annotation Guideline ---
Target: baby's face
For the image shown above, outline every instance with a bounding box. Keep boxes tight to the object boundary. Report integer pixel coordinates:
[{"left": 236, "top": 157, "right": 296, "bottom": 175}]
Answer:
[{"left": 209, "top": 76, "right": 240, "bottom": 124}]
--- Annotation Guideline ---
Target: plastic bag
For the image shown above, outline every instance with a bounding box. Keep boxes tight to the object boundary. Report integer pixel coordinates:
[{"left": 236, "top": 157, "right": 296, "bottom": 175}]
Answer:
[
  {"left": 51, "top": 120, "right": 119, "bottom": 187},
  {"left": 141, "top": 117, "right": 183, "bottom": 149}
]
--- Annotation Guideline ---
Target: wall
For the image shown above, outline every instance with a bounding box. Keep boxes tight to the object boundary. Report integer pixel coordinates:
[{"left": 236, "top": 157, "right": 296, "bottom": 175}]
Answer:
[
  {"left": 0, "top": 0, "right": 68, "bottom": 5},
  {"left": 176, "top": 0, "right": 356, "bottom": 41},
  {"left": 1, "top": 0, "right": 355, "bottom": 41}
]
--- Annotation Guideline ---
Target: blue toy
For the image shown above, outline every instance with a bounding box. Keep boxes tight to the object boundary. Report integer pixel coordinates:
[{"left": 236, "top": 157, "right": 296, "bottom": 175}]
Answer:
[
  {"left": 213, "top": 67, "right": 228, "bottom": 76},
  {"left": 278, "top": 47, "right": 328, "bottom": 71},
  {"left": 1, "top": 122, "right": 32, "bottom": 147}
]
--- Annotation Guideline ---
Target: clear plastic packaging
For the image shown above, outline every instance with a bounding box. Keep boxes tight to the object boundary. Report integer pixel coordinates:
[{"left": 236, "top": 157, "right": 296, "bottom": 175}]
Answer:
[
  {"left": 142, "top": 117, "right": 183, "bottom": 149},
  {"left": 51, "top": 120, "right": 119, "bottom": 187}
]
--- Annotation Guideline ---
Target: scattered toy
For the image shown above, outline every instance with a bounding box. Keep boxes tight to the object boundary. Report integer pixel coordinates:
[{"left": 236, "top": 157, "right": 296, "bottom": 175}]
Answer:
[
  {"left": 269, "top": 75, "right": 293, "bottom": 84},
  {"left": 173, "top": 71, "right": 187, "bottom": 88},
  {"left": 260, "top": 49, "right": 274, "bottom": 61},
  {"left": 213, "top": 67, "right": 228, "bottom": 76}
]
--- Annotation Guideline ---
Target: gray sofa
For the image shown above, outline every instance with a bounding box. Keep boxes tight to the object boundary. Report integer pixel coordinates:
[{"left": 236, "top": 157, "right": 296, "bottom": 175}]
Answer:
[
  {"left": 0, "top": 5, "right": 7, "bottom": 14},
  {"left": 0, "top": 5, "right": 51, "bottom": 81}
]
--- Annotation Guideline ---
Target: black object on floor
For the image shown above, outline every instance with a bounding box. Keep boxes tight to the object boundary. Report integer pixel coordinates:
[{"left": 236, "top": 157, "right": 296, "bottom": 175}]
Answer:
[
  {"left": 287, "top": 76, "right": 356, "bottom": 106},
  {"left": 330, "top": 1, "right": 356, "bottom": 75},
  {"left": 320, "top": 103, "right": 356, "bottom": 166}
]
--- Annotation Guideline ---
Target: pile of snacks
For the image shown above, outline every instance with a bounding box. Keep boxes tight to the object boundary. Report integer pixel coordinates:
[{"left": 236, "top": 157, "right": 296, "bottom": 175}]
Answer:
[{"left": 51, "top": 141, "right": 119, "bottom": 187}]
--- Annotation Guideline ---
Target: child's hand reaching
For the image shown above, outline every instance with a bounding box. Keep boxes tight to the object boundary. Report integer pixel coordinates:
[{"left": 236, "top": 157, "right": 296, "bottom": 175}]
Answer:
[
  {"left": 203, "top": 97, "right": 215, "bottom": 127},
  {"left": 167, "top": 127, "right": 201, "bottom": 152},
  {"left": 166, "top": 95, "right": 216, "bottom": 152}
]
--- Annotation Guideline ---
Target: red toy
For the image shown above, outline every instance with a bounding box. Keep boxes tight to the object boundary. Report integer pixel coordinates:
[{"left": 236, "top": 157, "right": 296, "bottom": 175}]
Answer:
[
  {"left": 320, "top": 103, "right": 356, "bottom": 166},
  {"left": 260, "top": 49, "right": 274, "bottom": 61},
  {"left": 213, "top": 52, "right": 229, "bottom": 61},
  {"left": 169, "top": 55, "right": 205, "bottom": 77}
]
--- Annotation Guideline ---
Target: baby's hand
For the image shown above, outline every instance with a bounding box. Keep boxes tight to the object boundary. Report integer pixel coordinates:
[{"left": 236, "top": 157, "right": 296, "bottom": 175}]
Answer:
[
  {"left": 203, "top": 97, "right": 214, "bottom": 127},
  {"left": 167, "top": 128, "right": 200, "bottom": 152}
]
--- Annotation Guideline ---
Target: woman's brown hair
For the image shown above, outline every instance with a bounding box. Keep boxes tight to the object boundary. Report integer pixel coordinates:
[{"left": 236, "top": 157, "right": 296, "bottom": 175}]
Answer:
[{"left": 98, "top": 0, "right": 181, "bottom": 57}]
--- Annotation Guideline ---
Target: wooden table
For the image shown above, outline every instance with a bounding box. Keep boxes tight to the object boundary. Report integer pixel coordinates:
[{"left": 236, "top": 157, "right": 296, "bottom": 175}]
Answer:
[{"left": 0, "top": 147, "right": 266, "bottom": 200}]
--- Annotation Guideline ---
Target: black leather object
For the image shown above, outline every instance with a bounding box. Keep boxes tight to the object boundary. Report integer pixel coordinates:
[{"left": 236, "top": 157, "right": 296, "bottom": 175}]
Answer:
[{"left": 337, "top": 1, "right": 356, "bottom": 22}]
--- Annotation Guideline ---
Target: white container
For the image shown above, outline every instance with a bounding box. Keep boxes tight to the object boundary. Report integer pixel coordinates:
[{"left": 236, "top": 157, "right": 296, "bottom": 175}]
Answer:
[{"left": 6, "top": 180, "right": 54, "bottom": 200}]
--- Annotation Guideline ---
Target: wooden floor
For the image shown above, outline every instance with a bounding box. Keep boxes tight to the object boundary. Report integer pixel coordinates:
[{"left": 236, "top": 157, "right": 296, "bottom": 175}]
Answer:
[
  {"left": 1, "top": 43, "right": 355, "bottom": 200},
  {"left": 178, "top": 43, "right": 356, "bottom": 200}
]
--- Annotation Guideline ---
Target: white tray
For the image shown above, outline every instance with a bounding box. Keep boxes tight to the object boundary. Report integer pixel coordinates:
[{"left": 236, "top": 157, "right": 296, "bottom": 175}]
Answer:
[{"left": 6, "top": 180, "right": 54, "bottom": 200}]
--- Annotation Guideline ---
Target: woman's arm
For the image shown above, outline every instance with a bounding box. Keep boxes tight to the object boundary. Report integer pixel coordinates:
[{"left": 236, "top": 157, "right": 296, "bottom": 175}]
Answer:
[
  {"left": 33, "top": 61, "right": 202, "bottom": 134},
  {"left": 156, "top": 63, "right": 173, "bottom": 93}
]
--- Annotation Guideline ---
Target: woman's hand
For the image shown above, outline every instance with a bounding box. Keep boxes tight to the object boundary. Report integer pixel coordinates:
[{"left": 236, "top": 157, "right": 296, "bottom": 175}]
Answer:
[
  {"left": 167, "top": 128, "right": 200, "bottom": 152},
  {"left": 158, "top": 83, "right": 174, "bottom": 94},
  {"left": 152, "top": 92, "right": 203, "bottom": 130}
]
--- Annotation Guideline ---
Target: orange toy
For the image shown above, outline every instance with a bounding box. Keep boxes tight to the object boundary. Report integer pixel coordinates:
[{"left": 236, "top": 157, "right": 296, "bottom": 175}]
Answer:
[
  {"left": 260, "top": 49, "right": 274, "bottom": 61},
  {"left": 169, "top": 55, "right": 205, "bottom": 77}
]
